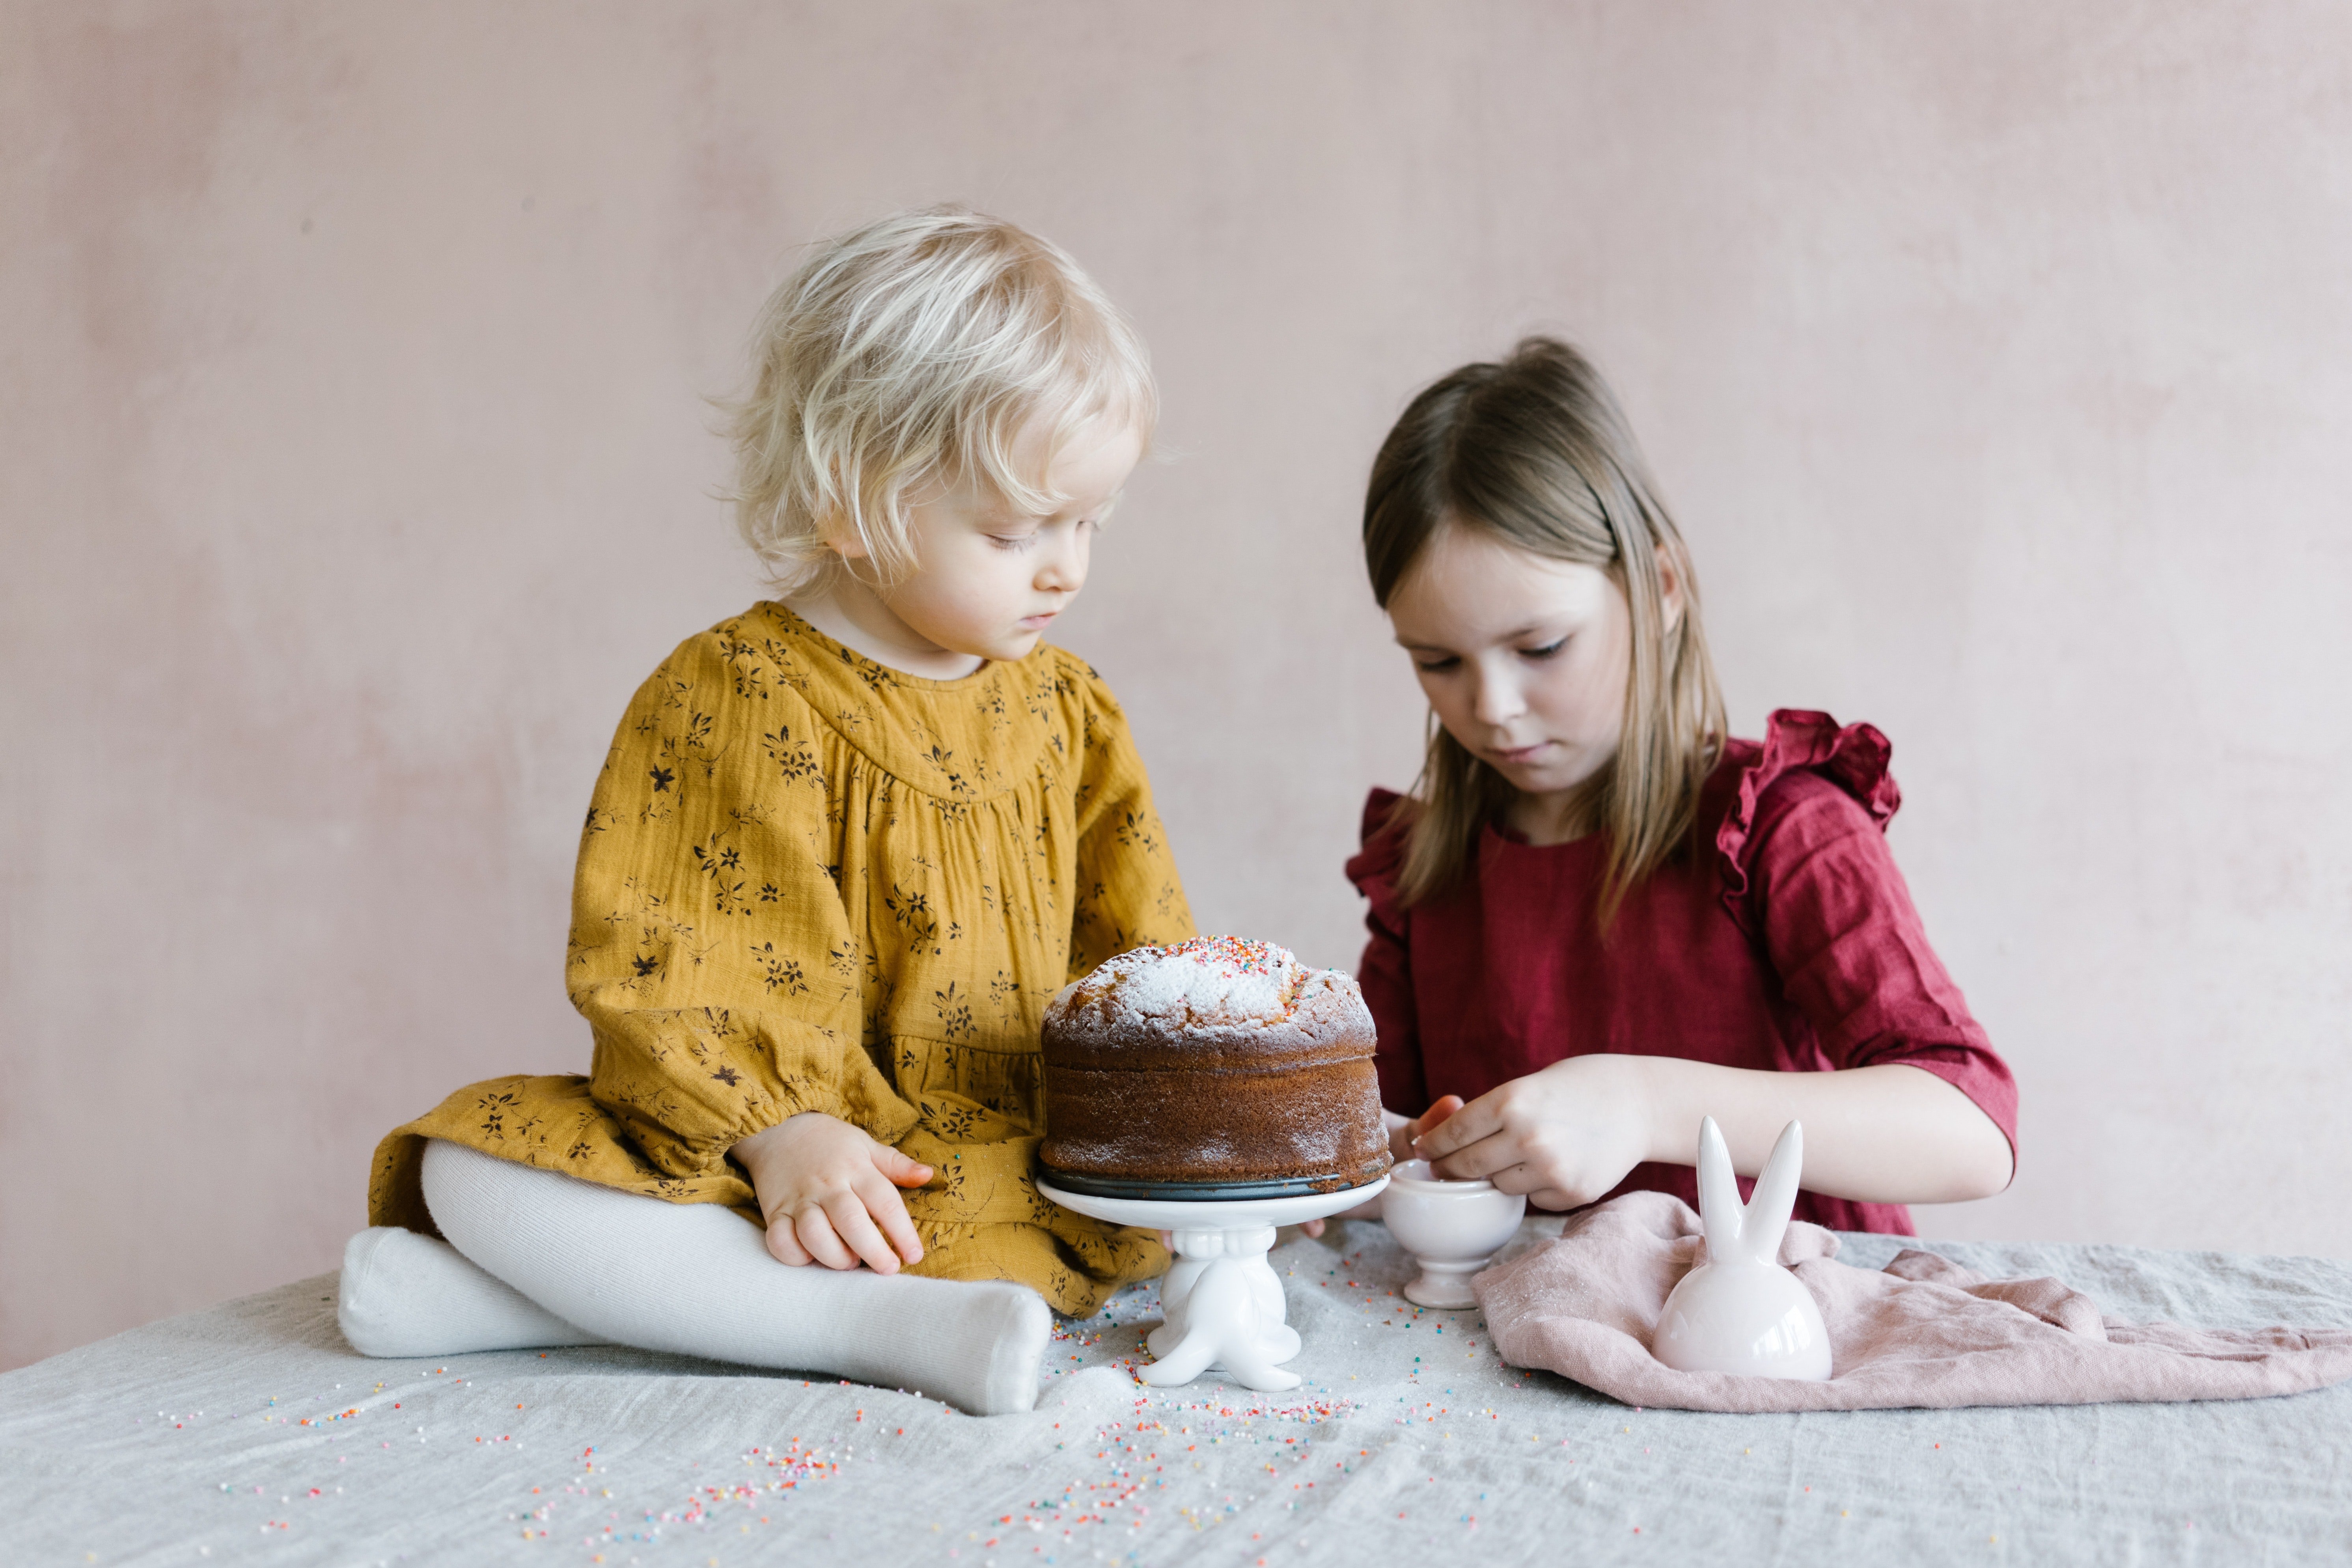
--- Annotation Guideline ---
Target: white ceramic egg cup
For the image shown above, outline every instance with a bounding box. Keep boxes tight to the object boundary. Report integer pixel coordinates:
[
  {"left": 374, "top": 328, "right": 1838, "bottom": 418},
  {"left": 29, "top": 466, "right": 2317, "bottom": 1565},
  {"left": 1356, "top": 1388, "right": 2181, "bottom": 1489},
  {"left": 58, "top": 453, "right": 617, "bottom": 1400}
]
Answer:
[
  {"left": 1038, "top": 1176, "right": 1390, "bottom": 1393},
  {"left": 1380, "top": 1160, "right": 1529, "bottom": 1308}
]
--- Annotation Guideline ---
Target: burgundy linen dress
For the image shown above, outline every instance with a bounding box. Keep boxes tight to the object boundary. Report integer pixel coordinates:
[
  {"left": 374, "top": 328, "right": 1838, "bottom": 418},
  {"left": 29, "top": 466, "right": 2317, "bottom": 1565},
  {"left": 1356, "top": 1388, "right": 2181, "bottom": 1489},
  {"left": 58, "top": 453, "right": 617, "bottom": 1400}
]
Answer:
[{"left": 1346, "top": 710, "right": 2018, "bottom": 1235}]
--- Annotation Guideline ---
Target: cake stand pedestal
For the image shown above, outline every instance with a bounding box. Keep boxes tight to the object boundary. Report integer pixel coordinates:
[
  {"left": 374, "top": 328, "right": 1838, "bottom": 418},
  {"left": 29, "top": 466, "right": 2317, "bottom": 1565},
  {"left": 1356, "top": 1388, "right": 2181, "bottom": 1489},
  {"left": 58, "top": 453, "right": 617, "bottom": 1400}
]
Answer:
[{"left": 1037, "top": 1177, "right": 1390, "bottom": 1393}]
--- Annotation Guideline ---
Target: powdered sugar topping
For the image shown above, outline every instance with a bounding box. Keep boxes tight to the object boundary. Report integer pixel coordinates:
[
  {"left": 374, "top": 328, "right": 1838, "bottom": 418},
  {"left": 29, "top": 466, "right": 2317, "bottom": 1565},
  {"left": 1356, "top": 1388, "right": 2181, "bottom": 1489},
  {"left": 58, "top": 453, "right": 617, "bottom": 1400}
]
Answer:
[{"left": 1055, "top": 936, "right": 1327, "bottom": 1029}]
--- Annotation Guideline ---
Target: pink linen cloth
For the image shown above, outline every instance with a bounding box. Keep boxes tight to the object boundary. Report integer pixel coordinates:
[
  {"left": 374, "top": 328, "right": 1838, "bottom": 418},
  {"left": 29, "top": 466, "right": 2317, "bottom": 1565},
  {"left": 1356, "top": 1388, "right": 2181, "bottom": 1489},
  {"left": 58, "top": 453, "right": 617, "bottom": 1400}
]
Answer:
[{"left": 1474, "top": 1192, "right": 2352, "bottom": 1412}]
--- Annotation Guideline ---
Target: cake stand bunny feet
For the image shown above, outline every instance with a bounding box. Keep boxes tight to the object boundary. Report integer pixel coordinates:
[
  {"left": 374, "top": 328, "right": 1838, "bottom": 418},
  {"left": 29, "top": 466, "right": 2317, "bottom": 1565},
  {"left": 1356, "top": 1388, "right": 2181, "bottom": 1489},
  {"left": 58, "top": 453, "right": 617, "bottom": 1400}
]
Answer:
[
  {"left": 1142, "top": 1227, "right": 1300, "bottom": 1389},
  {"left": 1650, "top": 1117, "right": 1833, "bottom": 1381},
  {"left": 1035, "top": 1177, "right": 1386, "bottom": 1393},
  {"left": 1149, "top": 1226, "right": 1299, "bottom": 1365}
]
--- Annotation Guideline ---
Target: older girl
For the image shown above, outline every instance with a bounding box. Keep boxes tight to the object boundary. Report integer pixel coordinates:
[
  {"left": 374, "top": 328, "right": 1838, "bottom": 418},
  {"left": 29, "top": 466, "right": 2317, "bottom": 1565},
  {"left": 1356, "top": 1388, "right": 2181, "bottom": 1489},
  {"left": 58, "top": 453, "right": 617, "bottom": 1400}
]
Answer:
[{"left": 1349, "top": 338, "right": 2015, "bottom": 1232}]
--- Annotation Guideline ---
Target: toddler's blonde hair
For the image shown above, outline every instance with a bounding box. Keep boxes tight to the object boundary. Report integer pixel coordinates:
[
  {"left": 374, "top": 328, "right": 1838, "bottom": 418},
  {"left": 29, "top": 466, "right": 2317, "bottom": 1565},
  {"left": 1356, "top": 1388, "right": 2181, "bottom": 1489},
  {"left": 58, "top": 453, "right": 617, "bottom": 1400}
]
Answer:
[{"left": 724, "top": 205, "right": 1156, "bottom": 594}]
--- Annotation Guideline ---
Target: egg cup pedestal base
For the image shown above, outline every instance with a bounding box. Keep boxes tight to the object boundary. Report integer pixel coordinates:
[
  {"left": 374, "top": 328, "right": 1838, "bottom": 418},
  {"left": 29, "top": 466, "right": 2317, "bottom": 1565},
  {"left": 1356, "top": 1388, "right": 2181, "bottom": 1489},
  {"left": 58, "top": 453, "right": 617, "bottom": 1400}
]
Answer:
[
  {"left": 1403, "top": 1257, "right": 1496, "bottom": 1309},
  {"left": 1379, "top": 1160, "right": 1529, "bottom": 1315}
]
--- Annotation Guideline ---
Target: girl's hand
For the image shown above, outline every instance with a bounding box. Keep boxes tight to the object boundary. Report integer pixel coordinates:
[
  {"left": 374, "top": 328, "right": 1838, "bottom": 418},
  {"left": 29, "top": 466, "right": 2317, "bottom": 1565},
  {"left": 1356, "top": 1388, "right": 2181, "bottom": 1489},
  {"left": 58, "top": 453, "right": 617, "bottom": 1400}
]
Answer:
[
  {"left": 1415, "top": 1057, "right": 1651, "bottom": 1210},
  {"left": 1298, "top": 1096, "right": 1470, "bottom": 1238},
  {"left": 1394, "top": 1095, "right": 1464, "bottom": 1162},
  {"left": 731, "top": 1113, "right": 934, "bottom": 1272}
]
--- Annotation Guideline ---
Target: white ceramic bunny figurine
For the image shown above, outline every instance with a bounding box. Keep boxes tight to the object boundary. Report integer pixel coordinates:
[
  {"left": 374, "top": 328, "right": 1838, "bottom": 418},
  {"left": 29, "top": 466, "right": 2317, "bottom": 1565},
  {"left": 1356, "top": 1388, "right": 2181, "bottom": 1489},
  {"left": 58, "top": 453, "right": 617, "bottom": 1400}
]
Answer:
[{"left": 1649, "top": 1117, "right": 1833, "bottom": 1381}]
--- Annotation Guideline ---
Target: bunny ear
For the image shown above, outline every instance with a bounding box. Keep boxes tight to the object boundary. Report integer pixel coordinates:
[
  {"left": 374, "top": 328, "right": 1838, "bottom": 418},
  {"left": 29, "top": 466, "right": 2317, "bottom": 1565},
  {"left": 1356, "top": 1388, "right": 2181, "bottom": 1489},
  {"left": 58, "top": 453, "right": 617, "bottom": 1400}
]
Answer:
[
  {"left": 1694, "top": 1116, "right": 1744, "bottom": 1261},
  {"left": 1740, "top": 1120, "right": 1806, "bottom": 1264}
]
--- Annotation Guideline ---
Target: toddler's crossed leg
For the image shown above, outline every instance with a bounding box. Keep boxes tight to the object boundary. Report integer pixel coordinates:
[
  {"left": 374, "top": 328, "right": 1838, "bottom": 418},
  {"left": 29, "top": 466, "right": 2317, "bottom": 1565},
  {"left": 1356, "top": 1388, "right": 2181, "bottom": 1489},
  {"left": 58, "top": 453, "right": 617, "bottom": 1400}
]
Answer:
[{"left": 336, "top": 1139, "right": 1052, "bottom": 1416}]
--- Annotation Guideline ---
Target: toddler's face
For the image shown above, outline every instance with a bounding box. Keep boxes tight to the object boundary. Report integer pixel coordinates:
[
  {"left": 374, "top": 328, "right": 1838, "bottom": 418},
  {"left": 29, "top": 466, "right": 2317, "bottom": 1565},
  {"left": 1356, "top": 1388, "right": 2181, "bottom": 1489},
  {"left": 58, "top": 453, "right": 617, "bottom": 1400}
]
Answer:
[
  {"left": 1386, "top": 525, "right": 1643, "bottom": 801},
  {"left": 871, "top": 411, "right": 1142, "bottom": 666}
]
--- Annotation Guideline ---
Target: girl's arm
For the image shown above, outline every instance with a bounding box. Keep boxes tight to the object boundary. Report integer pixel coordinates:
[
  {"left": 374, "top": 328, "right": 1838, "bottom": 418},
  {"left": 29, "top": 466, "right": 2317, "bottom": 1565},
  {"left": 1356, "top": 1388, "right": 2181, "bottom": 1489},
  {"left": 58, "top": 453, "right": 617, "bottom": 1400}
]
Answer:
[
  {"left": 1414, "top": 1055, "right": 2012, "bottom": 1209},
  {"left": 1423, "top": 755, "right": 2017, "bottom": 1210}
]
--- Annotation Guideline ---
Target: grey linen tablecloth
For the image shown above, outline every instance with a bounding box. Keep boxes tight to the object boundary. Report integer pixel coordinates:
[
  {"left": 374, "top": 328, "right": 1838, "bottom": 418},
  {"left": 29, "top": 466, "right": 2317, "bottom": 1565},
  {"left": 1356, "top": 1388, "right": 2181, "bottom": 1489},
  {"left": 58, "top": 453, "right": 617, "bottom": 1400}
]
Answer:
[{"left": 6, "top": 1219, "right": 2350, "bottom": 1566}]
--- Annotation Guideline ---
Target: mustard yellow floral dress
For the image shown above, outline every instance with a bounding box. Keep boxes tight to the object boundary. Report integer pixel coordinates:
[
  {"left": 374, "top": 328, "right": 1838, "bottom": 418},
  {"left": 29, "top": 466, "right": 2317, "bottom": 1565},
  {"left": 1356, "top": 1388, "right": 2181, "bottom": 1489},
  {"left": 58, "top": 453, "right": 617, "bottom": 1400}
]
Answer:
[{"left": 369, "top": 602, "right": 1194, "bottom": 1314}]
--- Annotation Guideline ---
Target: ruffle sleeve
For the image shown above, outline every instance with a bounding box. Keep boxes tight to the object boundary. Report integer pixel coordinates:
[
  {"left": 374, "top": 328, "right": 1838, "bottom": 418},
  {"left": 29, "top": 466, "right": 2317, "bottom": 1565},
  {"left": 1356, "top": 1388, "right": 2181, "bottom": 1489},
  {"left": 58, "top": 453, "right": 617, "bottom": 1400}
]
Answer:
[
  {"left": 1343, "top": 788, "right": 1410, "bottom": 915},
  {"left": 1714, "top": 709, "right": 1902, "bottom": 932},
  {"left": 1715, "top": 710, "right": 2018, "bottom": 1168},
  {"left": 1345, "top": 788, "right": 1429, "bottom": 1115}
]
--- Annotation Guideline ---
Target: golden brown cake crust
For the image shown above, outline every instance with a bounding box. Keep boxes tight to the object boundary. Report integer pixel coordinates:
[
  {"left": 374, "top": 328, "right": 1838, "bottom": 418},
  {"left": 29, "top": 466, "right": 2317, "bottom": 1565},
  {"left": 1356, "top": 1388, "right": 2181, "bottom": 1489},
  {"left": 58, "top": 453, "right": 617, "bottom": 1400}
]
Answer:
[{"left": 1039, "top": 938, "right": 1391, "bottom": 1186}]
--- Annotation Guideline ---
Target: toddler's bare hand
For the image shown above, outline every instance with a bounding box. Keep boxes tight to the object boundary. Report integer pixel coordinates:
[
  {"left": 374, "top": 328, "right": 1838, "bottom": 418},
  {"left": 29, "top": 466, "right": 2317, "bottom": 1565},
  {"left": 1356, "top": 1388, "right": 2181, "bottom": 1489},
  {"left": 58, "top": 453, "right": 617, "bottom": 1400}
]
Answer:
[
  {"left": 1415, "top": 1060, "right": 1648, "bottom": 1210},
  {"left": 731, "top": 1113, "right": 933, "bottom": 1273}
]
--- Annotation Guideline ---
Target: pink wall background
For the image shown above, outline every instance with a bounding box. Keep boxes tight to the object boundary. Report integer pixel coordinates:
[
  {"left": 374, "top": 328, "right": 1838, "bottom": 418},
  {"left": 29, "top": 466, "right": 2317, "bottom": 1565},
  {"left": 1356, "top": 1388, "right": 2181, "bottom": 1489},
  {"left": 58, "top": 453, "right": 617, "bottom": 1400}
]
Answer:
[{"left": 7, "top": 2, "right": 2350, "bottom": 1371}]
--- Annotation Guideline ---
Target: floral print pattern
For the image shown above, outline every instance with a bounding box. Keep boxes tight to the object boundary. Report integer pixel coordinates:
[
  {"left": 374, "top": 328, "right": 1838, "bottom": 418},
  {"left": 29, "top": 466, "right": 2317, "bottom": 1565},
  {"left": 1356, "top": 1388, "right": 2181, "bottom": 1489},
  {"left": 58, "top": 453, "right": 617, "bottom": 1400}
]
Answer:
[{"left": 370, "top": 602, "right": 1194, "bottom": 1314}]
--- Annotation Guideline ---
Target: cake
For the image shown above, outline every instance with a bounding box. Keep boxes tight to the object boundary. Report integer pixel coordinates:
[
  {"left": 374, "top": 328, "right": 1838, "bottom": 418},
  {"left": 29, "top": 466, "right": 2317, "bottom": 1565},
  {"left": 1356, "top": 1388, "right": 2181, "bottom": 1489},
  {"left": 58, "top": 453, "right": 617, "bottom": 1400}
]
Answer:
[{"left": 1037, "top": 936, "right": 1392, "bottom": 1195}]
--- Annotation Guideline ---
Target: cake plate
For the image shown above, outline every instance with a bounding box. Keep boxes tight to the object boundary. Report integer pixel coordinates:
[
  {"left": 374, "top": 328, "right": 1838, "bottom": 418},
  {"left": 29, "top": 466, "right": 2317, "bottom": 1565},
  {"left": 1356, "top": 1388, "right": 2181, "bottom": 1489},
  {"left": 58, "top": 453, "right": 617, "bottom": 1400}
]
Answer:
[{"left": 1037, "top": 1175, "right": 1390, "bottom": 1393}]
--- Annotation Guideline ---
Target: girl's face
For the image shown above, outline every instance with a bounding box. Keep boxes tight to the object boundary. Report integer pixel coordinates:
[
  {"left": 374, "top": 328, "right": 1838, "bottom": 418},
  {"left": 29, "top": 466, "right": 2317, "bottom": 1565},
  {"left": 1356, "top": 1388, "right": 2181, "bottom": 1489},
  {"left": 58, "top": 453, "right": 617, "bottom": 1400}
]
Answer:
[
  {"left": 1387, "top": 524, "right": 1673, "bottom": 809},
  {"left": 830, "top": 410, "right": 1143, "bottom": 672}
]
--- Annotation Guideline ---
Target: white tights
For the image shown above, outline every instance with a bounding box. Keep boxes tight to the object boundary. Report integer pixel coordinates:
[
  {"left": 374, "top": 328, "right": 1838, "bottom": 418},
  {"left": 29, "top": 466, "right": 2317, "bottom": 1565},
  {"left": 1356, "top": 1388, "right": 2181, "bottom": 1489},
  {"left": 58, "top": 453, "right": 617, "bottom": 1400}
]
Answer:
[{"left": 335, "top": 1140, "right": 1052, "bottom": 1415}]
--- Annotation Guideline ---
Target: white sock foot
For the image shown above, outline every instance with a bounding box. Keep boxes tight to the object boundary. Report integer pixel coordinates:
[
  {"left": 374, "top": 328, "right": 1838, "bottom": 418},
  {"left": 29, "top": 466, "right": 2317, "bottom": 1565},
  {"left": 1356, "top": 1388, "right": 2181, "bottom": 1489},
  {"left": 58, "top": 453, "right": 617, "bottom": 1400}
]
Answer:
[
  {"left": 337, "top": 1225, "right": 605, "bottom": 1357},
  {"left": 419, "top": 1139, "right": 1052, "bottom": 1415}
]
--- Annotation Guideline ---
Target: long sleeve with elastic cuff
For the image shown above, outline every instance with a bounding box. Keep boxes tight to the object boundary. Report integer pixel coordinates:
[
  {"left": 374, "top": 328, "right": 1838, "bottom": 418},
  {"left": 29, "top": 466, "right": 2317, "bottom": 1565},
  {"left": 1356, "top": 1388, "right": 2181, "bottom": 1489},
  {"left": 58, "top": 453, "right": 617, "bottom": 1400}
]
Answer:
[
  {"left": 368, "top": 603, "right": 1193, "bottom": 1313},
  {"left": 568, "top": 639, "right": 917, "bottom": 1176}
]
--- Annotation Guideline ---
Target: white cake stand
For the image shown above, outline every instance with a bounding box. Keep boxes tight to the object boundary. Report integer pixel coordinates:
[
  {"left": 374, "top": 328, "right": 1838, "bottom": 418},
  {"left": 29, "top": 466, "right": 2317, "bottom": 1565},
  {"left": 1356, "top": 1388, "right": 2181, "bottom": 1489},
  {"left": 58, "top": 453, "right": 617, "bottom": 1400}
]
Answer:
[{"left": 1037, "top": 1176, "right": 1390, "bottom": 1393}]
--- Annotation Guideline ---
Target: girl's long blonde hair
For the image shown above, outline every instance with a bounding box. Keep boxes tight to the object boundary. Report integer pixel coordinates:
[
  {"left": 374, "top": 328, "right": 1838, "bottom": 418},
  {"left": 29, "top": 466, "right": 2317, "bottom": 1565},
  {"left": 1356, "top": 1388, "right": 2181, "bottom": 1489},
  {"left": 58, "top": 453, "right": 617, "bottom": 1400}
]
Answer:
[{"left": 1363, "top": 337, "right": 1726, "bottom": 923}]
